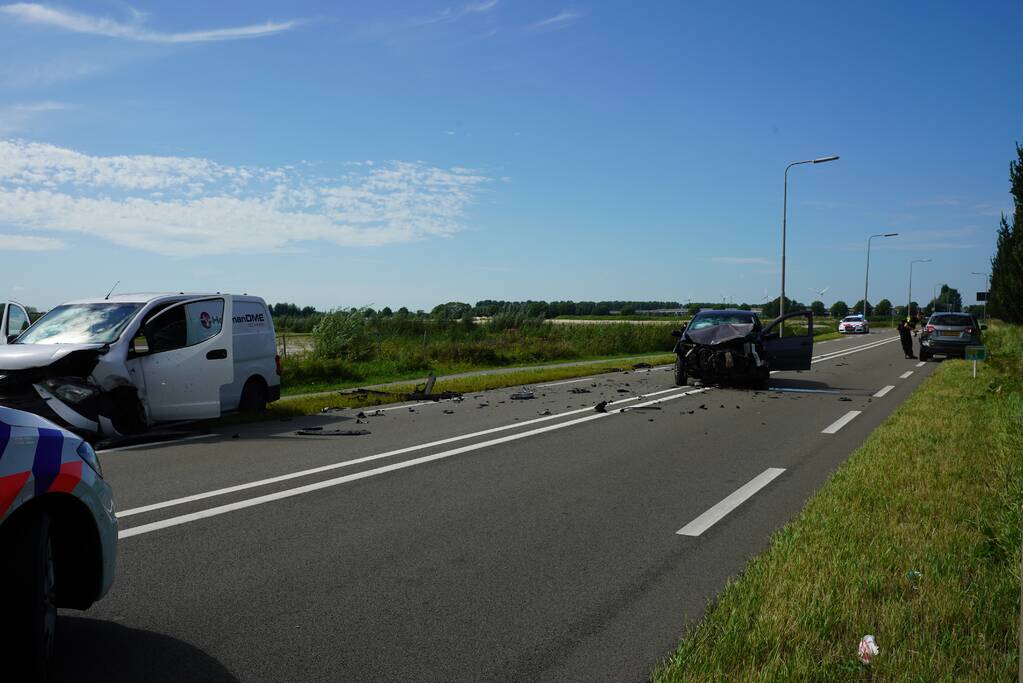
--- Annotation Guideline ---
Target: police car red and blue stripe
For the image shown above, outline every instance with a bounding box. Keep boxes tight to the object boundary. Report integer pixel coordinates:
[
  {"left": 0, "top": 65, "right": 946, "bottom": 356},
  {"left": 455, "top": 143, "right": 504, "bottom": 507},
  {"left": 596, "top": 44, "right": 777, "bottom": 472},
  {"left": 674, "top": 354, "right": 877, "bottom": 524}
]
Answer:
[{"left": 0, "top": 406, "right": 117, "bottom": 680}]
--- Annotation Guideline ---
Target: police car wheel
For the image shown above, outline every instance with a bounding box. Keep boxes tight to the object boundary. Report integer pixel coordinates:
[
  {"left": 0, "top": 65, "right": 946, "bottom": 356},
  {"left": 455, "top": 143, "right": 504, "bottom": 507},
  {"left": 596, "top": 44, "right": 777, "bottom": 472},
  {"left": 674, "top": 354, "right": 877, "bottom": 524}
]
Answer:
[
  {"left": 239, "top": 378, "right": 268, "bottom": 413},
  {"left": 0, "top": 510, "right": 57, "bottom": 679}
]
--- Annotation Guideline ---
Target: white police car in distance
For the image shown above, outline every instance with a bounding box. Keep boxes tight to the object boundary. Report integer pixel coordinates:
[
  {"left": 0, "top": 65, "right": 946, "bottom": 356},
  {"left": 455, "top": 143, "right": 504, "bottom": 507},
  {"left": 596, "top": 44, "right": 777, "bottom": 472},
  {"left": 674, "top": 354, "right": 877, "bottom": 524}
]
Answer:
[
  {"left": 837, "top": 315, "right": 869, "bottom": 334},
  {"left": 0, "top": 406, "right": 117, "bottom": 679},
  {"left": 0, "top": 293, "right": 281, "bottom": 438}
]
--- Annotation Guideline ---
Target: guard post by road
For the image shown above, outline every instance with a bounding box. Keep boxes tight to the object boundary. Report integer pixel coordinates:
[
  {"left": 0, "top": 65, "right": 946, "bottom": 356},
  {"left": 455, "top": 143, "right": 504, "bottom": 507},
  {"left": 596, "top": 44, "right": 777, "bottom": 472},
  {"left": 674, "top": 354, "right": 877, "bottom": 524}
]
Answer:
[{"left": 965, "top": 345, "right": 987, "bottom": 379}]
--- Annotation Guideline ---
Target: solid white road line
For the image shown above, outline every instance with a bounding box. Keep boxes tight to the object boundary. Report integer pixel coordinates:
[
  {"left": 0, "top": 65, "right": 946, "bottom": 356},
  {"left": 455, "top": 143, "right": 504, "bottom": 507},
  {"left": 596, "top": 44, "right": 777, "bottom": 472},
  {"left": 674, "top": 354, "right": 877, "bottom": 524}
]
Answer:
[
  {"left": 97, "top": 433, "right": 219, "bottom": 454},
  {"left": 117, "top": 386, "right": 692, "bottom": 519},
  {"left": 821, "top": 411, "right": 862, "bottom": 434},
  {"left": 119, "top": 388, "right": 708, "bottom": 538},
  {"left": 812, "top": 336, "right": 899, "bottom": 362},
  {"left": 899, "top": 371, "right": 914, "bottom": 379},
  {"left": 873, "top": 385, "right": 895, "bottom": 398},
  {"left": 537, "top": 376, "right": 596, "bottom": 387},
  {"left": 916, "top": 361, "right": 926, "bottom": 368},
  {"left": 675, "top": 468, "right": 786, "bottom": 536}
]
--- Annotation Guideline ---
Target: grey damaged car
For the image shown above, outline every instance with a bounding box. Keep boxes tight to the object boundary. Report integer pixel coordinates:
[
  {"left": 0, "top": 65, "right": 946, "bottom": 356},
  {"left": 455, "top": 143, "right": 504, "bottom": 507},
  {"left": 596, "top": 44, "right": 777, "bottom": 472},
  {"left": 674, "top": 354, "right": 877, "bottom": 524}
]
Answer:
[{"left": 671, "top": 309, "right": 814, "bottom": 387}]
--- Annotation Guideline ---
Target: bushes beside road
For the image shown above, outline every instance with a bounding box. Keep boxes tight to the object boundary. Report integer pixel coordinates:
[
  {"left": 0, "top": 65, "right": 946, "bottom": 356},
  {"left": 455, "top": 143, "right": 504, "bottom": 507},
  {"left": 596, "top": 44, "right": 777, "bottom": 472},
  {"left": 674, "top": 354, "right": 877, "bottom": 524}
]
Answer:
[
  {"left": 281, "top": 317, "right": 677, "bottom": 393},
  {"left": 653, "top": 322, "right": 1022, "bottom": 681}
]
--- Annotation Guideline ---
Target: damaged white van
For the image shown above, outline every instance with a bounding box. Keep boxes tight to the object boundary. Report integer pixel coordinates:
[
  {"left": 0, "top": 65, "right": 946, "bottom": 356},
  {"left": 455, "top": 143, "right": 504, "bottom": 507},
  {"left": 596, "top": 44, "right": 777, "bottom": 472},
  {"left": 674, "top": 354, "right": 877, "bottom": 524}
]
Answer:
[{"left": 0, "top": 293, "right": 281, "bottom": 438}]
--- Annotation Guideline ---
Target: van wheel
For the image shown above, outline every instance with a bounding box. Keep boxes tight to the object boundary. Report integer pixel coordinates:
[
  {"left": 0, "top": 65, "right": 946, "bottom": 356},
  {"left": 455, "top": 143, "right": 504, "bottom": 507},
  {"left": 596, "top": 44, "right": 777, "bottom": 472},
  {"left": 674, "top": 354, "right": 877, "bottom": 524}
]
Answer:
[
  {"left": 0, "top": 510, "right": 57, "bottom": 680},
  {"left": 239, "top": 378, "right": 268, "bottom": 413}
]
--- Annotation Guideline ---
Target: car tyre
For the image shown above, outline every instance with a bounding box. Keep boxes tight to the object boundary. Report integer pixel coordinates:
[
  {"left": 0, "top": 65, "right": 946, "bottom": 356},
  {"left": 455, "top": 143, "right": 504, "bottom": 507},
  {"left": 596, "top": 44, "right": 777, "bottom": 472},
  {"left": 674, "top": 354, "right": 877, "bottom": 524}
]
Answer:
[
  {"left": 674, "top": 357, "right": 687, "bottom": 387},
  {"left": 0, "top": 510, "right": 57, "bottom": 681},
  {"left": 239, "top": 377, "right": 268, "bottom": 413}
]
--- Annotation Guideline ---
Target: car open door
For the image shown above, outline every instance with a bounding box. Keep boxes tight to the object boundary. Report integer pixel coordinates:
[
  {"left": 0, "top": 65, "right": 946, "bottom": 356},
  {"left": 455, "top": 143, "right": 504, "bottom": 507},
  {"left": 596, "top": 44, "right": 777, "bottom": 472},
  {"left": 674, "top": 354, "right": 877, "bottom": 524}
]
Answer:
[
  {"left": 762, "top": 310, "right": 813, "bottom": 371},
  {"left": 137, "top": 296, "right": 234, "bottom": 421}
]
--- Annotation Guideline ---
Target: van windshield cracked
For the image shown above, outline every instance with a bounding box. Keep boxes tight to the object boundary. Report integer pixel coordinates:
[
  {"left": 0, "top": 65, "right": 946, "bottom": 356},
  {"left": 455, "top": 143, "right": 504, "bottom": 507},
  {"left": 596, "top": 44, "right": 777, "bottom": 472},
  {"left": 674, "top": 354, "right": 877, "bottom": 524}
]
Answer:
[{"left": 16, "top": 303, "right": 142, "bottom": 345}]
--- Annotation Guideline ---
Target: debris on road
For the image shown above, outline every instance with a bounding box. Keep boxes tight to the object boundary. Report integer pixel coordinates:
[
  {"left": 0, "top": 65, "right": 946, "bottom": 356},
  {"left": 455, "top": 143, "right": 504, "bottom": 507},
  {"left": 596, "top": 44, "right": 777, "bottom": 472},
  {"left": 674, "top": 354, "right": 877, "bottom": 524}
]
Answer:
[
  {"left": 594, "top": 401, "right": 609, "bottom": 413},
  {"left": 511, "top": 388, "right": 536, "bottom": 400},
  {"left": 295, "top": 428, "right": 371, "bottom": 436},
  {"left": 407, "top": 374, "right": 463, "bottom": 402},
  {"left": 633, "top": 362, "right": 652, "bottom": 369},
  {"left": 443, "top": 410, "right": 455, "bottom": 415},
  {"left": 616, "top": 389, "right": 630, "bottom": 393},
  {"left": 839, "top": 396, "right": 853, "bottom": 401},
  {"left": 857, "top": 635, "right": 879, "bottom": 664},
  {"left": 569, "top": 387, "right": 591, "bottom": 394},
  {"left": 699, "top": 404, "right": 707, "bottom": 410},
  {"left": 632, "top": 405, "right": 662, "bottom": 411},
  {"left": 538, "top": 409, "right": 552, "bottom": 416}
]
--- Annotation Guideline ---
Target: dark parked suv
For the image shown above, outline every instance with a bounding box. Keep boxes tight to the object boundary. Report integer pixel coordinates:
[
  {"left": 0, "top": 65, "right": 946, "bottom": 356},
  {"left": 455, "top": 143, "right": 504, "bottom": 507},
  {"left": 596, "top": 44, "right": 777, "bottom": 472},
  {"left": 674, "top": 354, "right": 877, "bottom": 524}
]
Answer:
[{"left": 919, "top": 312, "right": 985, "bottom": 361}]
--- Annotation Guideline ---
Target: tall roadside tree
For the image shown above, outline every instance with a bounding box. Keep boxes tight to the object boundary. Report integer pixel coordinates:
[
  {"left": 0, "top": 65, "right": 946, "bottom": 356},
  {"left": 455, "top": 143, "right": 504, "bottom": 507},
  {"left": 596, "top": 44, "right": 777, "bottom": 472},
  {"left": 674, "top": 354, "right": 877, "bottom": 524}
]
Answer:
[{"left": 989, "top": 143, "right": 1023, "bottom": 323}]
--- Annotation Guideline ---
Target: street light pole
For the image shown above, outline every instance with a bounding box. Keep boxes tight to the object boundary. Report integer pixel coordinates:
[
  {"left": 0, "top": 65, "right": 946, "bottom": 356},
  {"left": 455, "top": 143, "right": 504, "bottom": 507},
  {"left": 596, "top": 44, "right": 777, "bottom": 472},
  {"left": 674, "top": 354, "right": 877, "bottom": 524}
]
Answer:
[
  {"left": 864, "top": 232, "right": 897, "bottom": 317},
  {"left": 908, "top": 258, "right": 931, "bottom": 322},
  {"left": 780, "top": 154, "right": 839, "bottom": 336}
]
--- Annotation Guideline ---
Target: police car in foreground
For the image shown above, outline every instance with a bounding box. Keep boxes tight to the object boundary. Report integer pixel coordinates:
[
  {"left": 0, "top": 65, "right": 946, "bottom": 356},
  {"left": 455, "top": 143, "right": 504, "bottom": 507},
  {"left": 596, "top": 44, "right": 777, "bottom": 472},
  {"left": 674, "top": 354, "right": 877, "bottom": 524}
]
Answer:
[{"left": 0, "top": 406, "right": 117, "bottom": 680}]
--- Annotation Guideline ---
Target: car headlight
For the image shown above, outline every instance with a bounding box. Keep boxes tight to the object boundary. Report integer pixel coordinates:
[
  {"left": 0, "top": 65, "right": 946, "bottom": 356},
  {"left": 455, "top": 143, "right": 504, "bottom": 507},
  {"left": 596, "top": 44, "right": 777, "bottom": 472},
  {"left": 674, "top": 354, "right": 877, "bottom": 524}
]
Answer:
[
  {"left": 42, "top": 379, "right": 99, "bottom": 405},
  {"left": 76, "top": 440, "right": 103, "bottom": 478}
]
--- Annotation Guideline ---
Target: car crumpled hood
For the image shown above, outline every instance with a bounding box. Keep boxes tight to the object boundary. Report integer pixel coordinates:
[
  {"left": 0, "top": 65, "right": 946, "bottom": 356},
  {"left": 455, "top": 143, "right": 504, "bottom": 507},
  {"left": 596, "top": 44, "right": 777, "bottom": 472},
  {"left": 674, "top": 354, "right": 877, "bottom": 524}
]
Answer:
[
  {"left": 0, "top": 343, "right": 106, "bottom": 371},
  {"left": 685, "top": 323, "right": 757, "bottom": 346}
]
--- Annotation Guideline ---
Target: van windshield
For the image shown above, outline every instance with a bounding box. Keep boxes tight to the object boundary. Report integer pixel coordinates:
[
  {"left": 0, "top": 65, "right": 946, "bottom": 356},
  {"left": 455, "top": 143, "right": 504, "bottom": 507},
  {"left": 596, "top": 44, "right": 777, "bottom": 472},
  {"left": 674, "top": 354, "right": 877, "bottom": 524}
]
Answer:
[{"left": 16, "top": 303, "right": 143, "bottom": 345}]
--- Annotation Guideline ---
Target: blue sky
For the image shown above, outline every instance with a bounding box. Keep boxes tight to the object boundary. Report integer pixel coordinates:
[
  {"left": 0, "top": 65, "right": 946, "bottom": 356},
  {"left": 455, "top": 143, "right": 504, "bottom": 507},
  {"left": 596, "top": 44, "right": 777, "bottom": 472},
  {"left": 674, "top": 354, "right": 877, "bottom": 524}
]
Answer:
[{"left": 1, "top": 1, "right": 1019, "bottom": 311}]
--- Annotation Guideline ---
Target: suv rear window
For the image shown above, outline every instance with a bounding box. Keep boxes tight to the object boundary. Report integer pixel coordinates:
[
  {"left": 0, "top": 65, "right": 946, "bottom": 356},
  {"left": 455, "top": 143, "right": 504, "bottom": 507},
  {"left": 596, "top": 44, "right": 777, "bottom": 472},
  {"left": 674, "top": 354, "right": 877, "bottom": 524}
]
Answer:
[{"left": 929, "top": 314, "right": 972, "bottom": 326}]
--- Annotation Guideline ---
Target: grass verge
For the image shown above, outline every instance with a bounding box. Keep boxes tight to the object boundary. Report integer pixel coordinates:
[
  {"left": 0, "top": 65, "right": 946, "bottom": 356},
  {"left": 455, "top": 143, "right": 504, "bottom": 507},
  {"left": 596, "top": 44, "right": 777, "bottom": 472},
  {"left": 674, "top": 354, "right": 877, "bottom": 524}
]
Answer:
[
  {"left": 265, "top": 354, "right": 676, "bottom": 419},
  {"left": 653, "top": 322, "right": 1022, "bottom": 681}
]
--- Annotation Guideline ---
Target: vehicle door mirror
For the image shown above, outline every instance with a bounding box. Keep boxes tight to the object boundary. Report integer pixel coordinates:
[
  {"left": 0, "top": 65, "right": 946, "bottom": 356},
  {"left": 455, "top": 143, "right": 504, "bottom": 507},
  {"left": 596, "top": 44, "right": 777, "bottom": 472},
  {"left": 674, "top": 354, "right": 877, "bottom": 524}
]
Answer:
[
  {"left": 6, "top": 334, "right": 17, "bottom": 343},
  {"left": 670, "top": 329, "right": 683, "bottom": 338}
]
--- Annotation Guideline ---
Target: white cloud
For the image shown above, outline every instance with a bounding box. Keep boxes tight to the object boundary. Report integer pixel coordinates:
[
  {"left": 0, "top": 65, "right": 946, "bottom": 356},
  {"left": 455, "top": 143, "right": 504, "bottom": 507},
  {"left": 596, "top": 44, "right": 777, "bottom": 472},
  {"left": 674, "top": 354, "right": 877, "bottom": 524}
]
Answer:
[
  {"left": 528, "top": 9, "right": 584, "bottom": 31},
  {"left": 710, "top": 256, "right": 772, "bottom": 265},
  {"left": 0, "top": 140, "right": 490, "bottom": 256},
  {"left": 0, "top": 232, "right": 65, "bottom": 251},
  {"left": 464, "top": 1, "right": 499, "bottom": 13},
  {"left": 0, "top": 102, "right": 68, "bottom": 134},
  {"left": 0, "top": 3, "right": 302, "bottom": 43}
]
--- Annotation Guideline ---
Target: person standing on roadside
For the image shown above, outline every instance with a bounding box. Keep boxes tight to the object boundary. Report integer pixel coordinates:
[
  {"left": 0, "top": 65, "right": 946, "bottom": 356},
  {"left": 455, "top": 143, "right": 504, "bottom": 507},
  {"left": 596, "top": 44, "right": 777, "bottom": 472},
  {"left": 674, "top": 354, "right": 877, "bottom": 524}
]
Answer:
[{"left": 897, "top": 320, "right": 916, "bottom": 359}]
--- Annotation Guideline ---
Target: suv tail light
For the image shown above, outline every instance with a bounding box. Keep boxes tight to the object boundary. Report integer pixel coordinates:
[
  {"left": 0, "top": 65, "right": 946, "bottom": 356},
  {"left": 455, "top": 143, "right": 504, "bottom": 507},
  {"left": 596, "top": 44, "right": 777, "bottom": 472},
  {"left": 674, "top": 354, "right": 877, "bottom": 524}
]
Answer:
[
  {"left": 275, "top": 354, "right": 283, "bottom": 377},
  {"left": 926, "top": 325, "right": 935, "bottom": 333}
]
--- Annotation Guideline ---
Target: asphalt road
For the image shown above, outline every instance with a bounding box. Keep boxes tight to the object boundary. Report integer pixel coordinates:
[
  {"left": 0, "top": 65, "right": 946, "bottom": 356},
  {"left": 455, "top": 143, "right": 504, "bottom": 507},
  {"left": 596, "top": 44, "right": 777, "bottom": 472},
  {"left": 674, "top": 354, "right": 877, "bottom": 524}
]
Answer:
[{"left": 63, "top": 330, "right": 933, "bottom": 682}]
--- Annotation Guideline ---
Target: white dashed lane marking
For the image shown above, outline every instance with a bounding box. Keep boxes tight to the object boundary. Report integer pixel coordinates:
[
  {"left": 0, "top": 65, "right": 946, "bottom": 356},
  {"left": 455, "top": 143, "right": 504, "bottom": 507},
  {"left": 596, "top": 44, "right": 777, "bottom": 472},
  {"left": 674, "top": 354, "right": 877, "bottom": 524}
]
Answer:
[
  {"left": 873, "top": 385, "right": 895, "bottom": 398},
  {"left": 676, "top": 468, "right": 786, "bottom": 536},
  {"left": 821, "top": 411, "right": 862, "bottom": 434}
]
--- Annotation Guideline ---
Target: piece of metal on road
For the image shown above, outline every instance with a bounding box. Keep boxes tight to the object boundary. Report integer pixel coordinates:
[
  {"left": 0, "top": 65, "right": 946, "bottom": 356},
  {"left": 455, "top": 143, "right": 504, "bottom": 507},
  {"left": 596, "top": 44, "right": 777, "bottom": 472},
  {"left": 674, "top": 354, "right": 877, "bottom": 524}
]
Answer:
[
  {"left": 769, "top": 387, "right": 839, "bottom": 394},
  {"left": 676, "top": 468, "right": 786, "bottom": 537},
  {"left": 821, "top": 410, "right": 862, "bottom": 434}
]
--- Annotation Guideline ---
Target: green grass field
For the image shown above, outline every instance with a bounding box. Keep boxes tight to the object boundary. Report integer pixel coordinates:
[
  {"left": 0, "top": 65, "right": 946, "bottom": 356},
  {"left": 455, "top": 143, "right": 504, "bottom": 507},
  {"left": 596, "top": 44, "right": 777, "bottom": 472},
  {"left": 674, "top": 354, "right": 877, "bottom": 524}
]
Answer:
[{"left": 653, "top": 322, "right": 1021, "bottom": 681}]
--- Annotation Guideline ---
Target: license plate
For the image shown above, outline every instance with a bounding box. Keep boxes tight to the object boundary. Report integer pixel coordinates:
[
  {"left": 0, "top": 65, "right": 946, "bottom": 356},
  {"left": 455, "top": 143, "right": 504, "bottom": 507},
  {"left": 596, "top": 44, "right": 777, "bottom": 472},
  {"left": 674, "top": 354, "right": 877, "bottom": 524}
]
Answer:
[{"left": 940, "top": 330, "right": 960, "bottom": 337}]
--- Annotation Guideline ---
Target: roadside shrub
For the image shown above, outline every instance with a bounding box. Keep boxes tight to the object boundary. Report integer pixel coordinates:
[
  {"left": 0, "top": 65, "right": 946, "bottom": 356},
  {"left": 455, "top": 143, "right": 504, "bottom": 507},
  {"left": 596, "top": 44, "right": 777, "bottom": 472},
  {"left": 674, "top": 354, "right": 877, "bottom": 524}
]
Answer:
[{"left": 312, "top": 308, "right": 373, "bottom": 361}]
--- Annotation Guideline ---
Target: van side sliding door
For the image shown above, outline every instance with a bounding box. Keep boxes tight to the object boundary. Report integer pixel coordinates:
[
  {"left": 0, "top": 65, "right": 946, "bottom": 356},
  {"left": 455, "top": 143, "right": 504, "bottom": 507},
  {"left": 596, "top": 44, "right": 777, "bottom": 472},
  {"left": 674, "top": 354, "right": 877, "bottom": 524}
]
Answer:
[{"left": 137, "top": 296, "right": 235, "bottom": 421}]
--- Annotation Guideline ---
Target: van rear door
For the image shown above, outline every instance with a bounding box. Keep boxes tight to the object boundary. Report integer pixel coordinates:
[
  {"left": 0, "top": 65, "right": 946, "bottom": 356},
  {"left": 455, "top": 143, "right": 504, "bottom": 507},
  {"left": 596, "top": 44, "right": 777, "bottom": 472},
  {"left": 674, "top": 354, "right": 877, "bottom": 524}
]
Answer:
[{"left": 137, "top": 296, "right": 234, "bottom": 421}]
